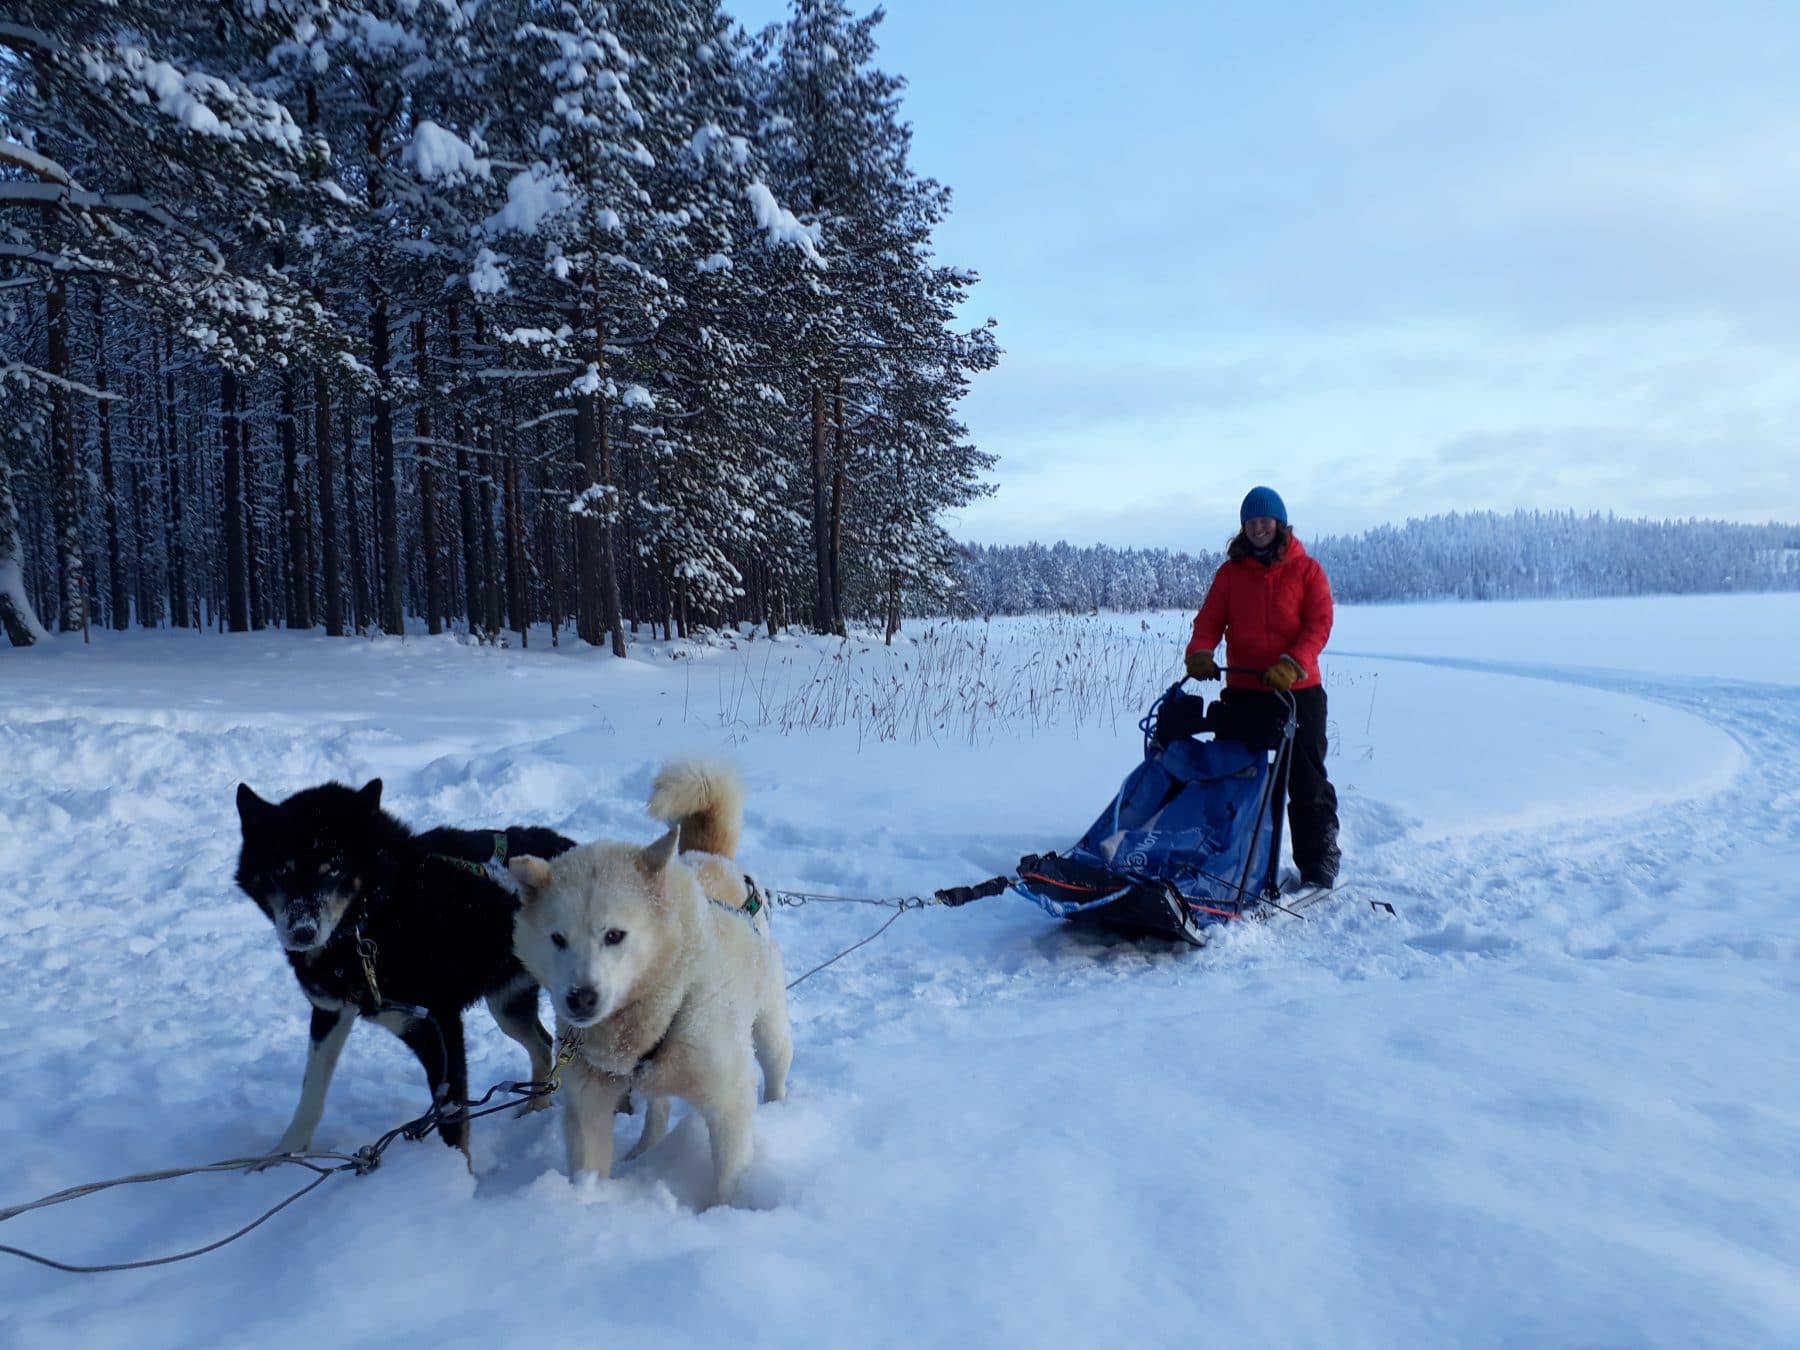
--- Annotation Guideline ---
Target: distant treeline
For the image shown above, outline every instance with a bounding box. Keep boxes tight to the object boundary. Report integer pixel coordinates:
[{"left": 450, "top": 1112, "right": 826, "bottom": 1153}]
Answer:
[{"left": 954, "top": 512, "right": 1800, "bottom": 616}]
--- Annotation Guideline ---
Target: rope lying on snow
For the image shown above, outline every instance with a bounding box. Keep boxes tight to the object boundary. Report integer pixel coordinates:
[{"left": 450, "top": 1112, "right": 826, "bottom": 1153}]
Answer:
[
  {"left": 0, "top": 1077, "right": 550, "bottom": 1274},
  {"left": 1, "top": 1157, "right": 344, "bottom": 1274}
]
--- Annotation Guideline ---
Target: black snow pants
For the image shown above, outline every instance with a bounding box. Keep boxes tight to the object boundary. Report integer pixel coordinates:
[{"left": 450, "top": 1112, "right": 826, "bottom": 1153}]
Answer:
[{"left": 1223, "top": 684, "right": 1341, "bottom": 884}]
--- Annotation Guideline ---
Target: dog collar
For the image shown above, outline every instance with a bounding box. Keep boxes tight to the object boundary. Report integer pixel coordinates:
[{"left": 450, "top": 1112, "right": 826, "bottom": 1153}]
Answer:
[
  {"left": 633, "top": 1028, "right": 670, "bottom": 1078},
  {"left": 555, "top": 1005, "right": 677, "bottom": 1085}
]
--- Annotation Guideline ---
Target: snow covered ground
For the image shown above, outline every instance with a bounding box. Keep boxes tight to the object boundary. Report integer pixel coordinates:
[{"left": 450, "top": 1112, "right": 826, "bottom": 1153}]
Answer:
[{"left": 2, "top": 594, "right": 1797, "bottom": 1349}]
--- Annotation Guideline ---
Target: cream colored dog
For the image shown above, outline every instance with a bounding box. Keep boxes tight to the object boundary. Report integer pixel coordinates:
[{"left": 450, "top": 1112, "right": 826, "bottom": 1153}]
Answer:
[{"left": 509, "top": 760, "right": 791, "bottom": 1207}]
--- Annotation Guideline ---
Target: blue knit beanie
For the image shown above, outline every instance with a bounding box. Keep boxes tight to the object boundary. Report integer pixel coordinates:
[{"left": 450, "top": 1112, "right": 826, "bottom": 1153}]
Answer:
[{"left": 1240, "top": 485, "right": 1287, "bottom": 525}]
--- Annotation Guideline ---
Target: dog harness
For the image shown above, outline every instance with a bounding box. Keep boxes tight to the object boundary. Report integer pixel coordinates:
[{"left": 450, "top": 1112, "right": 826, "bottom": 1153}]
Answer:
[
  {"left": 431, "top": 833, "right": 511, "bottom": 887},
  {"left": 739, "top": 876, "right": 765, "bottom": 917}
]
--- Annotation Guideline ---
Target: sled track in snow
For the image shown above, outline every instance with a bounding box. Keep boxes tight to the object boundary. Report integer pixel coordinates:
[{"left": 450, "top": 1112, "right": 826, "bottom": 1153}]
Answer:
[{"left": 1297, "top": 658, "right": 1800, "bottom": 981}]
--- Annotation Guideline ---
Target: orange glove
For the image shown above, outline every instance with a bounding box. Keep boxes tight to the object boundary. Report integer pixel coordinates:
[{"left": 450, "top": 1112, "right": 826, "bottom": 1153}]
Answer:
[
  {"left": 1185, "top": 649, "right": 1221, "bottom": 681},
  {"left": 1262, "top": 657, "right": 1304, "bottom": 692}
]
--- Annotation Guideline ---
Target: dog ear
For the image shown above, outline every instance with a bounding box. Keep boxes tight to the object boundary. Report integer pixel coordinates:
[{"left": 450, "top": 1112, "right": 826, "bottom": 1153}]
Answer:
[
  {"left": 508, "top": 855, "right": 553, "bottom": 904},
  {"left": 357, "top": 778, "right": 383, "bottom": 811},
  {"left": 236, "top": 783, "right": 272, "bottom": 829},
  {"left": 640, "top": 824, "right": 680, "bottom": 877}
]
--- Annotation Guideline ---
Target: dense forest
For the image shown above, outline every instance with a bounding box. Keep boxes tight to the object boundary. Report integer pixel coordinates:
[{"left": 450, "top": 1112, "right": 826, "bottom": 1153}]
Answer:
[{"left": 1, "top": 0, "right": 996, "bottom": 648}]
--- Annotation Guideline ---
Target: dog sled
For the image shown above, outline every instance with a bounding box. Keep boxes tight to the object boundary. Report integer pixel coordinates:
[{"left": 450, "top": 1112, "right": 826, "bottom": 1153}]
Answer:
[{"left": 938, "top": 675, "right": 1303, "bottom": 946}]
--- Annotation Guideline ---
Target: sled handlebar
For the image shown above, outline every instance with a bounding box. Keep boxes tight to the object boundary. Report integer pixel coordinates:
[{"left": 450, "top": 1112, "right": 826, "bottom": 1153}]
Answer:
[{"left": 1183, "top": 667, "right": 1300, "bottom": 703}]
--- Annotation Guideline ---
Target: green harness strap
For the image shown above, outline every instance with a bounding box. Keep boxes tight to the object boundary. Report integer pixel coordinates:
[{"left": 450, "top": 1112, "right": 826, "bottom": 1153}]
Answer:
[{"left": 436, "top": 832, "right": 509, "bottom": 880}]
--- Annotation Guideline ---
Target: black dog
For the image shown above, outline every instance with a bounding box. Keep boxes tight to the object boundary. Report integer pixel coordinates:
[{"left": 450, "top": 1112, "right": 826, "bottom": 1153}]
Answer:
[{"left": 235, "top": 778, "right": 574, "bottom": 1157}]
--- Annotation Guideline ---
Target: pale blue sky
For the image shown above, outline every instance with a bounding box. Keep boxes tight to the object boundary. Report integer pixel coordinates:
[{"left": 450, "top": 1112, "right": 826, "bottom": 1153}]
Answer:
[{"left": 728, "top": 1, "right": 1800, "bottom": 548}]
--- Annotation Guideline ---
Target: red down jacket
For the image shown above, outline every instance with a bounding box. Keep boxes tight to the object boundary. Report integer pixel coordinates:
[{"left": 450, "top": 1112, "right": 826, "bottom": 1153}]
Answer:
[{"left": 1185, "top": 534, "right": 1334, "bottom": 690}]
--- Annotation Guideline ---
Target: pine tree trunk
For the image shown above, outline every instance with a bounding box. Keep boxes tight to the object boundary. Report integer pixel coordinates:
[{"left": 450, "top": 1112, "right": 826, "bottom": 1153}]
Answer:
[
  {"left": 195, "top": 419, "right": 214, "bottom": 629},
  {"left": 132, "top": 453, "right": 154, "bottom": 628},
  {"left": 244, "top": 411, "right": 265, "bottom": 630},
  {"left": 653, "top": 555, "right": 668, "bottom": 639},
  {"left": 448, "top": 303, "right": 486, "bottom": 640},
  {"left": 132, "top": 346, "right": 160, "bottom": 628},
  {"left": 830, "top": 380, "right": 847, "bottom": 636},
  {"left": 414, "top": 316, "right": 443, "bottom": 635},
  {"left": 344, "top": 388, "right": 368, "bottom": 633},
  {"left": 574, "top": 376, "right": 604, "bottom": 644},
  {"left": 597, "top": 366, "right": 625, "bottom": 657},
  {"left": 755, "top": 560, "right": 772, "bottom": 638},
  {"left": 504, "top": 447, "right": 527, "bottom": 646},
  {"left": 306, "top": 91, "right": 342, "bottom": 635},
  {"left": 541, "top": 463, "right": 564, "bottom": 647},
  {"left": 372, "top": 293, "right": 402, "bottom": 634},
  {"left": 573, "top": 315, "right": 626, "bottom": 655},
  {"left": 282, "top": 368, "right": 313, "bottom": 629},
  {"left": 90, "top": 290, "right": 127, "bottom": 630},
  {"left": 221, "top": 369, "right": 250, "bottom": 632},
  {"left": 809, "top": 385, "right": 832, "bottom": 634},
  {"left": 316, "top": 368, "right": 344, "bottom": 635},
  {"left": 457, "top": 446, "right": 485, "bottom": 638},
  {"left": 619, "top": 437, "right": 638, "bottom": 634},
  {"left": 161, "top": 336, "right": 190, "bottom": 629},
  {"left": 48, "top": 278, "right": 83, "bottom": 632},
  {"left": 303, "top": 449, "right": 318, "bottom": 621},
  {"left": 478, "top": 415, "right": 503, "bottom": 638},
  {"left": 885, "top": 442, "right": 906, "bottom": 644},
  {"left": 202, "top": 415, "right": 220, "bottom": 630}
]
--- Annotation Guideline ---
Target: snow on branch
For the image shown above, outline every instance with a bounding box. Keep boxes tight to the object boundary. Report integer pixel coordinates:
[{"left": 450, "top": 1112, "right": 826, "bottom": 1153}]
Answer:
[
  {"left": 0, "top": 22, "right": 64, "bottom": 60},
  {"left": 469, "top": 246, "right": 509, "bottom": 295},
  {"left": 486, "top": 165, "right": 575, "bottom": 235},
  {"left": 332, "top": 12, "right": 428, "bottom": 59},
  {"left": 0, "top": 361, "right": 127, "bottom": 402},
  {"left": 0, "top": 138, "right": 73, "bottom": 186},
  {"left": 689, "top": 124, "right": 750, "bottom": 167},
  {"left": 567, "top": 482, "right": 619, "bottom": 517},
  {"left": 0, "top": 181, "right": 194, "bottom": 232},
  {"left": 78, "top": 45, "right": 308, "bottom": 153},
  {"left": 404, "top": 121, "right": 489, "bottom": 185},
  {"left": 746, "top": 182, "right": 824, "bottom": 268}
]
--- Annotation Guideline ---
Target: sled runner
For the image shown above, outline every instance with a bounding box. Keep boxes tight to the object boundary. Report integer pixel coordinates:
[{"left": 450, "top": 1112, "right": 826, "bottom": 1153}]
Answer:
[{"left": 939, "top": 676, "right": 1298, "bottom": 946}]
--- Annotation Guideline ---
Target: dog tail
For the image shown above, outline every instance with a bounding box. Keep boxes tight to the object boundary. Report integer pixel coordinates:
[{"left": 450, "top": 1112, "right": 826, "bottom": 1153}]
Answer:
[{"left": 647, "top": 759, "right": 745, "bottom": 859}]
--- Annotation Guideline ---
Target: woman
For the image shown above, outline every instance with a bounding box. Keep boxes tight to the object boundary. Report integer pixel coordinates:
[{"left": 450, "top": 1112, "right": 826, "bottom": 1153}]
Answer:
[{"left": 1184, "top": 486, "right": 1341, "bottom": 889}]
